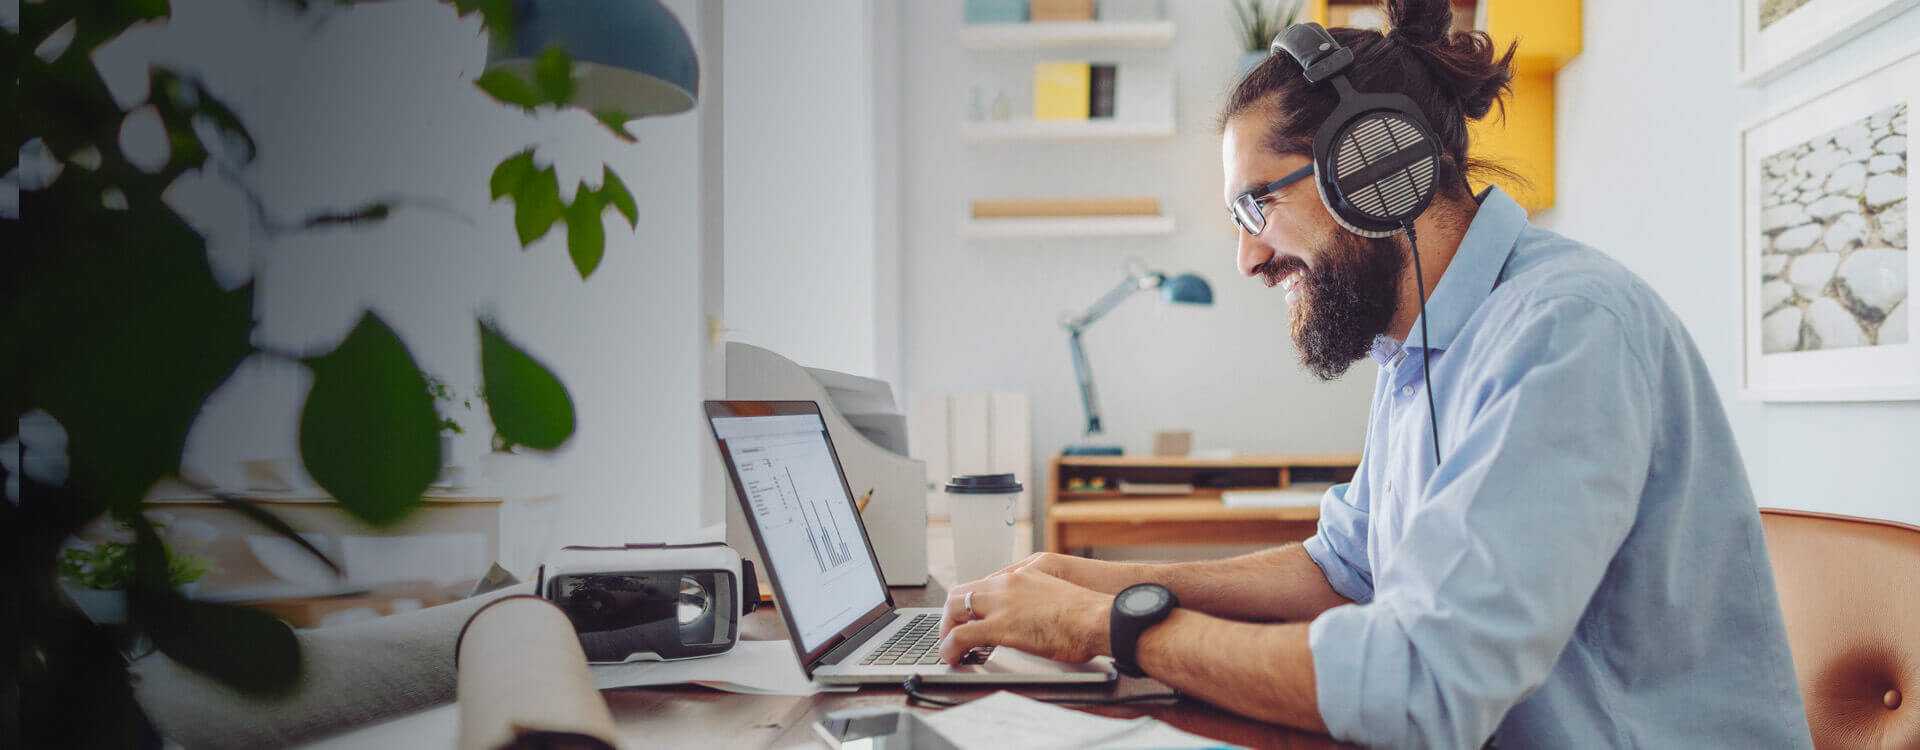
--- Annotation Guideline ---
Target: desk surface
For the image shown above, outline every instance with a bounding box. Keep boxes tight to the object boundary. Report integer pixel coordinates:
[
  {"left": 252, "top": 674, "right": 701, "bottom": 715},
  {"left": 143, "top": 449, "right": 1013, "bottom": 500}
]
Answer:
[
  {"left": 309, "top": 582, "right": 1347, "bottom": 749},
  {"left": 608, "top": 581, "right": 1347, "bottom": 750}
]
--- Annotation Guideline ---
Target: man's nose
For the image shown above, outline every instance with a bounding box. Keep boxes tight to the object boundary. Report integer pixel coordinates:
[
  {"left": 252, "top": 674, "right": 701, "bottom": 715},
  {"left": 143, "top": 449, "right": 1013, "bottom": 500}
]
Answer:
[{"left": 1237, "top": 231, "right": 1272, "bottom": 278}]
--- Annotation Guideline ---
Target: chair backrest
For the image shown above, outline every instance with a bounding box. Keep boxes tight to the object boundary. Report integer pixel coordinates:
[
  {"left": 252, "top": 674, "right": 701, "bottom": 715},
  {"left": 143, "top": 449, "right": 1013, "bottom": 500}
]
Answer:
[{"left": 1760, "top": 508, "right": 1920, "bottom": 748}]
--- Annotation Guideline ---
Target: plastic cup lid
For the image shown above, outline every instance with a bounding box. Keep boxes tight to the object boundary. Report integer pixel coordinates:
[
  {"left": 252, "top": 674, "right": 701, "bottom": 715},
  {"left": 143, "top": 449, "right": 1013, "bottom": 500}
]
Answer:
[{"left": 944, "top": 473, "right": 1023, "bottom": 494}]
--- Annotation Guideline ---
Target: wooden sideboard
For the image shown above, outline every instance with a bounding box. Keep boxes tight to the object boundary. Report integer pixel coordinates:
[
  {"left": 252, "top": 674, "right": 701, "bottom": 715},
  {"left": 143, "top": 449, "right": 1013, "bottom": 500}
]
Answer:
[{"left": 1045, "top": 453, "right": 1361, "bottom": 555}]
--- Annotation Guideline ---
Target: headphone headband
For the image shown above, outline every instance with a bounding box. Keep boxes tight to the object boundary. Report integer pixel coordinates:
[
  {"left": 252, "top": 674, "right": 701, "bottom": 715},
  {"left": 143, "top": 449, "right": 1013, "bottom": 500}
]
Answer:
[{"left": 1271, "top": 23, "right": 1353, "bottom": 85}]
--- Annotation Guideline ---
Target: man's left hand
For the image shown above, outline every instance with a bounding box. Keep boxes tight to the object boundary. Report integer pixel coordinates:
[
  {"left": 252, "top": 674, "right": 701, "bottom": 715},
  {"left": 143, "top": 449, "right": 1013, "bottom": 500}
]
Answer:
[{"left": 938, "top": 569, "right": 1114, "bottom": 665}]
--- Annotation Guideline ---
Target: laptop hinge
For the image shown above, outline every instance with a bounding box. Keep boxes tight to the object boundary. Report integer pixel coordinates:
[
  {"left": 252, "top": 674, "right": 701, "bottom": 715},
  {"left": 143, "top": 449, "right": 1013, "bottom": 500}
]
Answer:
[{"left": 820, "top": 610, "right": 898, "bottom": 666}]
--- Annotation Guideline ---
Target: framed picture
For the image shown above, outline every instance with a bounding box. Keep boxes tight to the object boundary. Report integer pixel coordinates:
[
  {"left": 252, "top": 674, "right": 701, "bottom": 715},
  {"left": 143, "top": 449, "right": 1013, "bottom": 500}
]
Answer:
[
  {"left": 1739, "top": 42, "right": 1916, "bottom": 401},
  {"left": 1735, "top": 0, "right": 1920, "bottom": 85}
]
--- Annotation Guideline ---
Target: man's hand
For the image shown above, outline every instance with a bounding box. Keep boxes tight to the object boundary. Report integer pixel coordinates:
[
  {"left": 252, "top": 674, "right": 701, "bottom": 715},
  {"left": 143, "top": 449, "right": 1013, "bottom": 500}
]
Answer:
[
  {"left": 938, "top": 569, "right": 1113, "bottom": 665},
  {"left": 983, "top": 552, "right": 1140, "bottom": 594}
]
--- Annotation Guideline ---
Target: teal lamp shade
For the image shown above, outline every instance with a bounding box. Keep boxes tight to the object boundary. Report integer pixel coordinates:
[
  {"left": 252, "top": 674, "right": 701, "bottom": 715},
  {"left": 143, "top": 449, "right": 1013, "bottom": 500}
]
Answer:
[
  {"left": 490, "top": 0, "right": 700, "bottom": 118},
  {"left": 1161, "top": 273, "right": 1214, "bottom": 306}
]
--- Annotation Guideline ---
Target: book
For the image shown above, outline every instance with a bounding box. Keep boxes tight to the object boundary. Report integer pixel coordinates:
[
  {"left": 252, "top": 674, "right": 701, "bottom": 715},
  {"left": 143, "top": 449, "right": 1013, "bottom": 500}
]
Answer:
[
  {"left": 1089, "top": 64, "right": 1117, "bottom": 118},
  {"left": 971, "top": 197, "right": 1160, "bottom": 218},
  {"left": 1034, "top": 62, "right": 1091, "bottom": 120}
]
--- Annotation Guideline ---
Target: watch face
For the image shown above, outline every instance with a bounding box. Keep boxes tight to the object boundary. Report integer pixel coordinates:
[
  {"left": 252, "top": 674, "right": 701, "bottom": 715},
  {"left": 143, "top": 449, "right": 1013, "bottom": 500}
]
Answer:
[{"left": 1118, "top": 585, "right": 1168, "bottom": 616}]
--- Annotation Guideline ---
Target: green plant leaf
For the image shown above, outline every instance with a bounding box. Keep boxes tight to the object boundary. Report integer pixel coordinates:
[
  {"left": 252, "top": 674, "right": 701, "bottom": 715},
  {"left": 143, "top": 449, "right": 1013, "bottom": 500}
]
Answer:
[
  {"left": 564, "top": 187, "right": 604, "bottom": 278},
  {"left": 298, "top": 314, "right": 439, "bottom": 527},
  {"left": 512, "top": 166, "right": 562, "bottom": 246},
  {"left": 129, "top": 516, "right": 302, "bottom": 696},
  {"left": 452, "top": 0, "right": 515, "bottom": 47},
  {"left": 532, "top": 44, "right": 576, "bottom": 105},
  {"left": 590, "top": 108, "right": 637, "bottom": 142},
  {"left": 490, "top": 149, "right": 535, "bottom": 200},
  {"left": 20, "top": 195, "right": 253, "bottom": 514},
  {"left": 475, "top": 70, "right": 541, "bottom": 109},
  {"left": 600, "top": 168, "right": 637, "bottom": 227},
  {"left": 480, "top": 320, "right": 575, "bottom": 451}
]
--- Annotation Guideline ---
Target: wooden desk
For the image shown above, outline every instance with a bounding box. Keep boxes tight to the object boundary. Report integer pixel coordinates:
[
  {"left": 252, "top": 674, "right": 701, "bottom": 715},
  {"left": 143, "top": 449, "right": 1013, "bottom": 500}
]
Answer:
[
  {"left": 611, "top": 581, "right": 1349, "bottom": 749},
  {"left": 1046, "top": 454, "right": 1360, "bottom": 555},
  {"left": 309, "top": 582, "right": 1348, "bottom": 749}
]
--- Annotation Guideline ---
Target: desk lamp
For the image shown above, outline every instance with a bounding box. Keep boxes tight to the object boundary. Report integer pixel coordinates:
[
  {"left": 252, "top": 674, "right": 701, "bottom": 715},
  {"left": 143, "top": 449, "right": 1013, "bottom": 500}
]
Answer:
[
  {"left": 1061, "top": 261, "right": 1213, "bottom": 456},
  {"left": 487, "top": 0, "right": 700, "bottom": 119}
]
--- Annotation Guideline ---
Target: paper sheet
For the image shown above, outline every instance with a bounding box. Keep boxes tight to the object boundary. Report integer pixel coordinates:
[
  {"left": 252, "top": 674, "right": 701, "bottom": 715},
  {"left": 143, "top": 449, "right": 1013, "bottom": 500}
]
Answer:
[
  {"left": 921, "top": 691, "right": 1240, "bottom": 750},
  {"left": 590, "top": 639, "right": 853, "bottom": 696}
]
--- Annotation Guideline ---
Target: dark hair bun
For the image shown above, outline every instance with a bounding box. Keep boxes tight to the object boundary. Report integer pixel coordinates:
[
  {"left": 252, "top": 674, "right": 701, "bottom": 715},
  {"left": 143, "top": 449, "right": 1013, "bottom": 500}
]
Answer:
[
  {"left": 1384, "top": 0, "right": 1514, "bottom": 121},
  {"left": 1384, "top": 0, "right": 1452, "bottom": 45}
]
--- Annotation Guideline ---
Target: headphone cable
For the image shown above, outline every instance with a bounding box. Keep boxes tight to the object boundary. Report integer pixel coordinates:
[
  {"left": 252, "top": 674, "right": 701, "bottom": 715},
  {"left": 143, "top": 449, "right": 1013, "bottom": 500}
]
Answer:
[{"left": 1404, "top": 220, "right": 1442, "bottom": 467}]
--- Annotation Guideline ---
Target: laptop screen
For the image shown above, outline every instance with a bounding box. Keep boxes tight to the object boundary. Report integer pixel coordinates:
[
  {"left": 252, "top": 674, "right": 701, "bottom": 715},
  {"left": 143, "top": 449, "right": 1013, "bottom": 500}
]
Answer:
[{"left": 709, "top": 406, "right": 889, "bottom": 655}]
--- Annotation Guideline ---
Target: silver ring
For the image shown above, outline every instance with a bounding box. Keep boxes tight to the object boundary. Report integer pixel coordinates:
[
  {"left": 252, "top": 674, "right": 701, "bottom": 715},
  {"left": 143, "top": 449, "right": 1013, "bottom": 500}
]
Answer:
[{"left": 964, "top": 591, "right": 976, "bottom": 618}]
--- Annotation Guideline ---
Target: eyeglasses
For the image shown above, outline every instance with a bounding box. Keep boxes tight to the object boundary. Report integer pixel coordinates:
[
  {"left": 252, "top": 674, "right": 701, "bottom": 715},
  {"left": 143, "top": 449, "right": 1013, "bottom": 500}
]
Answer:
[{"left": 1227, "top": 163, "right": 1314, "bottom": 236}]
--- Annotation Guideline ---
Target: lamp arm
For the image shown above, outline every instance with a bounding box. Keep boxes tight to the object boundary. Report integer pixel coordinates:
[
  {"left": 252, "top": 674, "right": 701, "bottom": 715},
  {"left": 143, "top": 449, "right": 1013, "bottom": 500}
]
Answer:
[
  {"left": 1068, "top": 329, "right": 1104, "bottom": 437},
  {"left": 1065, "top": 274, "right": 1154, "bottom": 331}
]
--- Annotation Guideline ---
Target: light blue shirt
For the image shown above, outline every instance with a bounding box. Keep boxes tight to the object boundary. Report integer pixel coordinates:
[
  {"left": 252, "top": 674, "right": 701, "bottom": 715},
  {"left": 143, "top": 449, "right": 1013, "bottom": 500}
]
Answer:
[{"left": 1302, "top": 187, "right": 1812, "bottom": 748}]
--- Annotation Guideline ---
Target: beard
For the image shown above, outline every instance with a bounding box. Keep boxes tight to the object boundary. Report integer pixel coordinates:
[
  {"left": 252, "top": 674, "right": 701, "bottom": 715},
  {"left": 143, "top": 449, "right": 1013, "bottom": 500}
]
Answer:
[{"left": 1255, "top": 230, "right": 1406, "bottom": 381}]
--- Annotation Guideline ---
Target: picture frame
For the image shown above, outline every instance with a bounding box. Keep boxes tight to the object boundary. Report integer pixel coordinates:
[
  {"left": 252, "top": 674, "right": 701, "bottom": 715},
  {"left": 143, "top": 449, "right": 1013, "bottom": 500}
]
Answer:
[
  {"left": 1738, "top": 41, "right": 1917, "bottom": 401},
  {"left": 1734, "top": 0, "right": 1920, "bottom": 85}
]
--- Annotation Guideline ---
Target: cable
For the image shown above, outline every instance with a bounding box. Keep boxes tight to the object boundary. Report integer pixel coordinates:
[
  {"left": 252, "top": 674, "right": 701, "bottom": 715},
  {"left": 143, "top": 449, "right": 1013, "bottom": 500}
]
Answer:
[
  {"left": 902, "top": 675, "right": 1180, "bottom": 708},
  {"left": 1404, "top": 220, "right": 1442, "bottom": 467}
]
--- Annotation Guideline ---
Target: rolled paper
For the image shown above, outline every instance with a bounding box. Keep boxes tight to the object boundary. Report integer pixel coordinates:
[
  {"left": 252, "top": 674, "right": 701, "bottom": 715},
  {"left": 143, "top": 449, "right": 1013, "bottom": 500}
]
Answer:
[{"left": 456, "top": 596, "right": 620, "bottom": 750}]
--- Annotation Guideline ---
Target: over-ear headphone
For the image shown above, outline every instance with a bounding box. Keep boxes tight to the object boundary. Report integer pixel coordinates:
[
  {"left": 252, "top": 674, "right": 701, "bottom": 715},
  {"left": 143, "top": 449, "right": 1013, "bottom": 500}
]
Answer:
[
  {"left": 1272, "top": 22, "right": 1447, "bottom": 466},
  {"left": 1271, "top": 23, "right": 1441, "bottom": 239}
]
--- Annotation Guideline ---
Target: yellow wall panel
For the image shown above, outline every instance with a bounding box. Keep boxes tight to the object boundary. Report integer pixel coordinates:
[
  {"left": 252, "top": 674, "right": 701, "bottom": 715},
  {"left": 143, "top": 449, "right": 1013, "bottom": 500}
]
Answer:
[{"left": 1468, "top": 68, "right": 1555, "bottom": 211}]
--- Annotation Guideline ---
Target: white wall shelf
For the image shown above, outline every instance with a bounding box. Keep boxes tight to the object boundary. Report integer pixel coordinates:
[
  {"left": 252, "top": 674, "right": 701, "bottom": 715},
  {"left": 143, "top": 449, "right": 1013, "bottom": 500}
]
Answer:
[
  {"left": 960, "top": 119, "right": 1175, "bottom": 143},
  {"left": 957, "top": 21, "right": 1175, "bottom": 50},
  {"left": 960, "top": 216, "right": 1176, "bottom": 239}
]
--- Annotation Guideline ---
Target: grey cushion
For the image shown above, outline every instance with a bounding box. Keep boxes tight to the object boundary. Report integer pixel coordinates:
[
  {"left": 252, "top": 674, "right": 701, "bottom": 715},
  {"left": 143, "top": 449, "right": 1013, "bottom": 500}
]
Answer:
[{"left": 131, "top": 582, "right": 533, "bottom": 749}]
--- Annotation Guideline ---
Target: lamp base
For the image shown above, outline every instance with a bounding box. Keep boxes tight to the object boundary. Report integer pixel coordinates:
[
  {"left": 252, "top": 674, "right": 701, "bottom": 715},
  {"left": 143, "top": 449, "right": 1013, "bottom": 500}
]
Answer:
[{"left": 1063, "top": 445, "right": 1124, "bottom": 456}]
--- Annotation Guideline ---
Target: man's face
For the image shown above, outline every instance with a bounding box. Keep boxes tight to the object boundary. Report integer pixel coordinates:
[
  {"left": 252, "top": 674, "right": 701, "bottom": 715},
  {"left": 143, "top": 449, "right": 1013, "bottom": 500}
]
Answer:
[{"left": 1222, "top": 114, "right": 1405, "bottom": 380}]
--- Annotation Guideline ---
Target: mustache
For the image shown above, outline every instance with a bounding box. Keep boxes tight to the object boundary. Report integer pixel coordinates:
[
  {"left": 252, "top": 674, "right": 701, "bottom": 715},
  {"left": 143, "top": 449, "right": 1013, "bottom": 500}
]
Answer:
[{"left": 1254, "top": 255, "right": 1309, "bottom": 288}]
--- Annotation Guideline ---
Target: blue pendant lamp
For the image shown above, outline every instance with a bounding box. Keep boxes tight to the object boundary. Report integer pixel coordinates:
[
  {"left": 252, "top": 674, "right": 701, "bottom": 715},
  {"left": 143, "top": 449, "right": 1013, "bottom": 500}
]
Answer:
[{"left": 489, "top": 0, "right": 700, "bottom": 119}]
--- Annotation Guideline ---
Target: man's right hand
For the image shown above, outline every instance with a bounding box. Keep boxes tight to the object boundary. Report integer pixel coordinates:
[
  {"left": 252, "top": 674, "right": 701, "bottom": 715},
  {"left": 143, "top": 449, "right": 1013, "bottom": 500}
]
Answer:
[{"left": 985, "top": 552, "right": 1141, "bottom": 594}]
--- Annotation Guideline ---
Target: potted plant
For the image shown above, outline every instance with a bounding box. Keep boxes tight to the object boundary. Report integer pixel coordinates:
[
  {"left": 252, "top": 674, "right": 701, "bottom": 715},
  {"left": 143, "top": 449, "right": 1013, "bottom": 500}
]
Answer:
[
  {"left": 59, "top": 518, "right": 218, "bottom": 626},
  {"left": 1231, "top": 0, "right": 1305, "bottom": 73},
  {"left": 426, "top": 374, "right": 478, "bottom": 488},
  {"left": 10, "top": 1, "right": 695, "bottom": 744}
]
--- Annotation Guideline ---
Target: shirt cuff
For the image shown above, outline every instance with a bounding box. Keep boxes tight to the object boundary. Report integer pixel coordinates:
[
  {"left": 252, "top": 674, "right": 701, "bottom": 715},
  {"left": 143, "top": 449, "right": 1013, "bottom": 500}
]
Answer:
[
  {"left": 1309, "top": 601, "right": 1411, "bottom": 747},
  {"left": 1302, "top": 533, "right": 1373, "bottom": 603}
]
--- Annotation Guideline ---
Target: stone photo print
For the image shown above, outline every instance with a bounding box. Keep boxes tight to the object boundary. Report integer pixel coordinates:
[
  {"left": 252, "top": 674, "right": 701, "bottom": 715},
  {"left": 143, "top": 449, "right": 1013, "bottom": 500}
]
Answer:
[{"left": 1757, "top": 103, "right": 1907, "bottom": 353}]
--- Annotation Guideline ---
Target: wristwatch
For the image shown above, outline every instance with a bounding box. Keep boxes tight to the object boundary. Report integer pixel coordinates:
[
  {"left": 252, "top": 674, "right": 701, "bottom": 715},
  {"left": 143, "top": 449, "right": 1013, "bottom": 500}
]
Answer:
[{"left": 1109, "top": 583, "right": 1178, "bottom": 678}]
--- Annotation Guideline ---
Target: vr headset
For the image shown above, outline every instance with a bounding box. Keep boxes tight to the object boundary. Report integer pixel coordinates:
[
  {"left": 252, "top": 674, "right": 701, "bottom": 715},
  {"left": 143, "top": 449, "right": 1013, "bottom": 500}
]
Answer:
[{"left": 537, "top": 543, "right": 759, "bottom": 663}]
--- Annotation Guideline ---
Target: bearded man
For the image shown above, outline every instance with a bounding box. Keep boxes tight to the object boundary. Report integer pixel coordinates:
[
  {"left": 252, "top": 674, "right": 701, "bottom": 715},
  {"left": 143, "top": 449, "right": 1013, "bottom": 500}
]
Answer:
[{"left": 933, "top": 3, "right": 1814, "bottom": 747}]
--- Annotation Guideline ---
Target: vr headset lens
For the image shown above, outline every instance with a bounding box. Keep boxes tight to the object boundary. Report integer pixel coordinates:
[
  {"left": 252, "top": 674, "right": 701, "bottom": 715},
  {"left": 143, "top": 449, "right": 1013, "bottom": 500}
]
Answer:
[{"left": 550, "top": 571, "right": 734, "bottom": 662}]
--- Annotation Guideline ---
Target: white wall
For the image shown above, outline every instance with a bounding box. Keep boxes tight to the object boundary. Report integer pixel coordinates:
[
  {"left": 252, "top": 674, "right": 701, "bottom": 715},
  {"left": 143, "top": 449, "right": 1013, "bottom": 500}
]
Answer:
[
  {"left": 143, "top": 0, "right": 718, "bottom": 545},
  {"left": 723, "top": 0, "right": 901, "bottom": 385},
  {"left": 899, "top": 3, "right": 1376, "bottom": 492},
  {"left": 1544, "top": 1, "right": 1919, "bottom": 525}
]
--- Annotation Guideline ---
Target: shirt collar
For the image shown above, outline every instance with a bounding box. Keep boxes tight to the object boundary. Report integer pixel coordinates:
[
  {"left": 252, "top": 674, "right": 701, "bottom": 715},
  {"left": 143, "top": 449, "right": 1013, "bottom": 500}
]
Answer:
[{"left": 1399, "top": 185, "right": 1528, "bottom": 354}]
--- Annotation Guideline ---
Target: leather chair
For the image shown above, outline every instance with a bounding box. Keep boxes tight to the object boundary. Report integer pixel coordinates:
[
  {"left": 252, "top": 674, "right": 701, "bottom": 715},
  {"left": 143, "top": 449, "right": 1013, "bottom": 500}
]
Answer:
[{"left": 1760, "top": 508, "right": 1920, "bottom": 749}]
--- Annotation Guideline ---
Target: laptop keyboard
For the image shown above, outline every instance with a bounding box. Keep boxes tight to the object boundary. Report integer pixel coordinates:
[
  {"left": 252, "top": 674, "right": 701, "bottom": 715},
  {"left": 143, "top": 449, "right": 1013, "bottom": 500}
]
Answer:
[{"left": 858, "top": 614, "right": 994, "bottom": 666}]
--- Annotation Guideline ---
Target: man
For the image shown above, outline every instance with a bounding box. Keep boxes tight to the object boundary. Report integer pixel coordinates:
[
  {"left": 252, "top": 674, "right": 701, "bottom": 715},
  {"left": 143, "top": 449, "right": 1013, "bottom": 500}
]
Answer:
[{"left": 936, "top": 9, "right": 1812, "bottom": 748}]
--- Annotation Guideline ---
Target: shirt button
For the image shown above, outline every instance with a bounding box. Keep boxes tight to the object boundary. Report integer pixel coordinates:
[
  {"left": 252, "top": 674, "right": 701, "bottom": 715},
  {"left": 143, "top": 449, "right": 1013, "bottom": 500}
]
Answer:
[
  {"left": 1386, "top": 480, "right": 1394, "bottom": 495},
  {"left": 1400, "top": 385, "right": 1415, "bottom": 397}
]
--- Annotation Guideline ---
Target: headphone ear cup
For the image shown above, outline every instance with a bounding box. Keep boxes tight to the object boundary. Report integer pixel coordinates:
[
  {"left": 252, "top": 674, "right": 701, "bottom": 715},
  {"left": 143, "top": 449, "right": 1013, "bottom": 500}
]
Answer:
[
  {"left": 1321, "top": 111, "right": 1440, "bottom": 234},
  {"left": 1311, "top": 164, "right": 1398, "bottom": 239}
]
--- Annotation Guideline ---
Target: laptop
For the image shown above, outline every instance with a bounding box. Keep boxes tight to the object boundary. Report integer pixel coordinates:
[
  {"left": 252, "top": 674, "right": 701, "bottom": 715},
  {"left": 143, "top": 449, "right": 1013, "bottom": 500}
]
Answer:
[{"left": 706, "top": 400, "right": 1116, "bottom": 685}]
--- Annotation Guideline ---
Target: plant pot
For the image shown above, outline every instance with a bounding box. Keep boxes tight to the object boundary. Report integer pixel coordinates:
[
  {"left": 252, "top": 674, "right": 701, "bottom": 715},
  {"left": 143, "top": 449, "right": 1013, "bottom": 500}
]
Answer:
[
  {"left": 62, "top": 582, "right": 203, "bottom": 625},
  {"left": 64, "top": 586, "right": 127, "bottom": 624}
]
